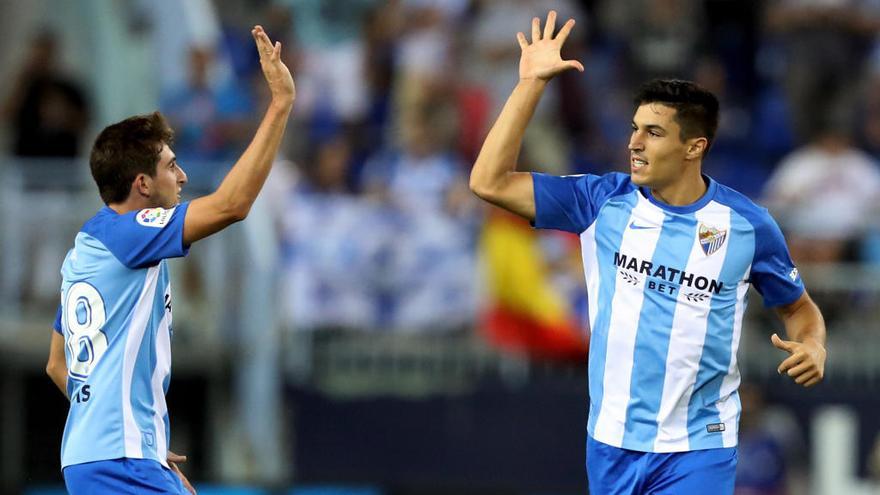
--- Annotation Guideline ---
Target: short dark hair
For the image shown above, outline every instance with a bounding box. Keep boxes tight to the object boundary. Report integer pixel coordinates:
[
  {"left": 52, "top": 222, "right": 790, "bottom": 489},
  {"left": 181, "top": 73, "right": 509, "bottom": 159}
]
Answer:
[
  {"left": 633, "top": 79, "right": 720, "bottom": 153},
  {"left": 89, "top": 111, "right": 174, "bottom": 204}
]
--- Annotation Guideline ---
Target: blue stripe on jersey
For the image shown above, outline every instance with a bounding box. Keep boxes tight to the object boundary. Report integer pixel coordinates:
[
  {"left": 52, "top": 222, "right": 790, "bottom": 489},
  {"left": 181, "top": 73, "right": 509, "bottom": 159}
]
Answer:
[
  {"left": 623, "top": 212, "right": 699, "bottom": 450},
  {"left": 133, "top": 319, "right": 158, "bottom": 458},
  {"left": 687, "top": 209, "right": 755, "bottom": 449},
  {"left": 587, "top": 193, "right": 639, "bottom": 435}
]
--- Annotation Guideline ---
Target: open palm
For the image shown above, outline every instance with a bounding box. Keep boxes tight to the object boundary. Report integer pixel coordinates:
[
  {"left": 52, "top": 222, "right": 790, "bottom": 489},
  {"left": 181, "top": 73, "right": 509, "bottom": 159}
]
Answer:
[
  {"left": 252, "top": 25, "right": 295, "bottom": 104},
  {"left": 517, "top": 11, "right": 584, "bottom": 81}
]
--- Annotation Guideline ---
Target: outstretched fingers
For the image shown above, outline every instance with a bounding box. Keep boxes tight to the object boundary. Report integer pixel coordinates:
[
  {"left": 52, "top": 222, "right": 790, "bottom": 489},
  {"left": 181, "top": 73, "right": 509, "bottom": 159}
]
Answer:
[
  {"left": 543, "top": 10, "right": 557, "bottom": 40},
  {"left": 517, "top": 31, "right": 529, "bottom": 49},
  {"left": 252, "top": 25, "right": 278, "bottom": 59},
  {"left": 531, "top": 17, "right": 541, "bottom": 43},
  {"left": 555, "top": 19, "right": 576, "bottom": 44}
]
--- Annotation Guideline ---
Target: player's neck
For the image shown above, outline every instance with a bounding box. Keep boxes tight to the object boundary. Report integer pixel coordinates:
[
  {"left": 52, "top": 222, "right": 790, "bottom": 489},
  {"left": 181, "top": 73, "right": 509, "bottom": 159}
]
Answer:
[
  {"left": 107, "top": 197, "right": 151, "bottom": 215},
  {"left": 650, "top": 170, "right": 707, "bottom": 207}
]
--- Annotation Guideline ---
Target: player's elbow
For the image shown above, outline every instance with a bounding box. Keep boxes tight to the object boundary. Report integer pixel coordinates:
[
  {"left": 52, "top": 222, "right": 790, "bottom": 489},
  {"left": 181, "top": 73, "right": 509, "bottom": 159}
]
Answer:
[
  {"left": 228, "top": 203, "right": 251, "bottom": 223},
  {"left": 469, "top": 174, "right": 493, "bottom": 201},
  {"left": 220, "top": 197, "right": 252, "bottom": 223},
  {"left": 45, "top": 361, "right": 62, "bottom": 382},
  {"left": 469, "top": 176, "right": 502, "bottom": 204}
]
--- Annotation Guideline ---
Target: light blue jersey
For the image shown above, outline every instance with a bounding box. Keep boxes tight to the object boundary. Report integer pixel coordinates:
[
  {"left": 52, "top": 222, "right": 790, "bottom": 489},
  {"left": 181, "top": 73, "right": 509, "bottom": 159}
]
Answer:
[
  {"left": 533, "top": 173, "right": 803, "bottom": 453},
  {"left": 53, "top": 203, "right": 190, "bottom": 469}
]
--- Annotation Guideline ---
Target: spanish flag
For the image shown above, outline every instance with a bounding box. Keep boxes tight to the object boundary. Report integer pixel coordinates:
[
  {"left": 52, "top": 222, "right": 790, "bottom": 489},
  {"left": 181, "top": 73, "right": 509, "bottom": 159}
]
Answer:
[{"left": 479, "top": 209, "right": 589, "bottom": 361}]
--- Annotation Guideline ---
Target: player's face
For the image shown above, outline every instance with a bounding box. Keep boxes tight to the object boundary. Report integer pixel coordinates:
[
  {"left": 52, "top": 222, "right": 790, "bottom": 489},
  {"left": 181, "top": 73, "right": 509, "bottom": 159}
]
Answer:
[
  {"left": 151, "top": 144, "right": 187, "bottom": 208},
  {"left": 628, "top": 103, "right": 689, "bottom": 189}
]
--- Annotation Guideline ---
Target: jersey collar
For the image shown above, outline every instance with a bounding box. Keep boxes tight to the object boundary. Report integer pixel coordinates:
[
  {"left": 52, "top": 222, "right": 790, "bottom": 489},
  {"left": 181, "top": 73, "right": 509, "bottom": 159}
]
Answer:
[{"left": 639, "top": 175, "right": 717, "bottom": 214}]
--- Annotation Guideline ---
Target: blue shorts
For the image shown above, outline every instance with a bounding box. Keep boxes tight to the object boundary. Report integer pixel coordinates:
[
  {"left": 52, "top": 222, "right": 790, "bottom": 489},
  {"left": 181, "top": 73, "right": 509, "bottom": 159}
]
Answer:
[
  {"left": 587, "top": 436, "right": 737, "bottom": 495},
  {"left": 63, "top": 458, "right": 188, "bottom": 494}
]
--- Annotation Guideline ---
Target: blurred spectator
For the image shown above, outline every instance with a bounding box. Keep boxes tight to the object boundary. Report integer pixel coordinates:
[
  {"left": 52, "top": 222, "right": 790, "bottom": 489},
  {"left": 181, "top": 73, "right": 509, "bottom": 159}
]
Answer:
[
  {"left": 764, "top": 0, "right": 880, "bottom": 143},
  {"left": 388, "top": 0, "right": 469, "bottom": 132},
  {"left": 160, "top": 45, "right": 256, "bottom": 167},
  {"left": 703, "top": 0, "right": 762, "bottom": 102},
  {"left": 735, "top": 383, "right": 805, "bottom": 495},
  {"left": 860, "top": 70, "right": 880, "bottom": 155},
  {"left": 1, "top": 30, "right": 89, "bottom": 157},
  {"left": 467, "top": 0, "right": 586, "bottom": 172},
  {"left": 599, "top": 0, "right": 705, "bottom": 82},
  {"left": 361, "top": 108, "right": 478, "bottom": 330},
  {"left": 280, "top": 134, "right": 388, "bottom": 330},
  {"left": 693, "top": 55, "right": 774, "bottom": 197},
  {"left": 362, "top": 109, "right": 472, "bottom": 217},
  {"left": 869, "top": 430, "right": 880, "bottom": 481},
  {"left": 762, "top": 126, "right": 880, "bottom": 263},
  {"left": 385, "top": 208, "right": 479, "bottom": 331},
  {"left": 276, "top": 0, "right": 377, "bottom": 126}
]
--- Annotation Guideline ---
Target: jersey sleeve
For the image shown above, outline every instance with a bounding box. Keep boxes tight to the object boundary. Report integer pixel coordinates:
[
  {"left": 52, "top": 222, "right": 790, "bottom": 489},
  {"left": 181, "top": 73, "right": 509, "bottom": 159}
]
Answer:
[
  {"left": 53, "top": 304, "right": 63, "bottom": 334},
  {"left": 98, "top": 202, "right": 191, "bottom": 269},
  {"left": 749, "top": 213, "right": 805, "bottom": 307},
  {"left": 531, "top": 172, "right": 633, "bottom": 233}
]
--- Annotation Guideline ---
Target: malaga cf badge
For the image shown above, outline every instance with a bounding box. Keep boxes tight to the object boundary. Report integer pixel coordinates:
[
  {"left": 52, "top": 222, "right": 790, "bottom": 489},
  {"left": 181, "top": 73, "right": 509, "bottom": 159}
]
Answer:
[{"left": 699, "top": 224, "right": 727, "bottom": 256}]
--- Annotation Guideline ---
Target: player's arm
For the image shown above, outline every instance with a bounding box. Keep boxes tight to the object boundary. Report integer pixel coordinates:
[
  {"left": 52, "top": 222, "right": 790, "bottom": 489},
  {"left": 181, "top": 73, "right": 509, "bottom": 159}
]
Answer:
[
  {"left": 46, "top": 331, "right": 68, "bottom": 399},
  {"left": 770, "top": 290, "right": 827, "bottom": 387},
  {"left": 469, "top": 10, "right": 583, "bottom": 221},
  {"left": 183, "top": 26, "right": 295, "bottom": 245}
]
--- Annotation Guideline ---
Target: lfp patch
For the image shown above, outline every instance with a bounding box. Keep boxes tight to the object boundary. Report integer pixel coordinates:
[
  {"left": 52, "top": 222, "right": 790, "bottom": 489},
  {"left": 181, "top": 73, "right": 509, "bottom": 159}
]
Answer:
[
  {"left": 699, "top": 223, "right": 727, "bottom": 256},
  {"left": 136, "top": 207, "right": 174, "bottom": 228}
]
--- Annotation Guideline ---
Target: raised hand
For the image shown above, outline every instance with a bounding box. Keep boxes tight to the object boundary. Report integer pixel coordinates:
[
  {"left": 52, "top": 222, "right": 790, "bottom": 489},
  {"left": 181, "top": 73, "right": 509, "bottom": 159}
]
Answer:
[
  {"left": 771, "top": 333, "right": 826, "bottom": 387},
  {"left": 251, "top": 25, "right": 295, "bottom": 106},
  {"left": 516, "top": 11, "right": 584, "bottom": 82}
]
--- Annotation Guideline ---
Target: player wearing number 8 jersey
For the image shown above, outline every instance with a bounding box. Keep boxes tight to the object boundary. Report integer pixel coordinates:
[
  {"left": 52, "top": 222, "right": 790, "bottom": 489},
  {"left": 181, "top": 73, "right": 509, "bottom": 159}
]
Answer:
[
  {"left": 45, "top": 26, "right": 294, "bottom": 494},
  {"left": 469, "top": 11, "right": 828, "bottom": 494}
]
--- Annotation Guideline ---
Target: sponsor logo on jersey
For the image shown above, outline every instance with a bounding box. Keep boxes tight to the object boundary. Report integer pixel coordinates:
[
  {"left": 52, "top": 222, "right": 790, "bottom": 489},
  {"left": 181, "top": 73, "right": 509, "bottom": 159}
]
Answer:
[
  {"left": 136, "top": 207, "right": 175, "bottom": 228},
  {"left": 699, "top": 223, "right": 727, "bottom": 256},
  {"left": 614, "top": 252, "right": 724, "bottom": 295},
  {"left": 789, "top": 267, "right": 799, "bottom": 281}
]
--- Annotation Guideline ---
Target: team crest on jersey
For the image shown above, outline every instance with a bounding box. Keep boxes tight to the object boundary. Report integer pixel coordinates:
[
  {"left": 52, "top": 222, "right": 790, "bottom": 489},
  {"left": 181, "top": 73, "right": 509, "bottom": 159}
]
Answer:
[
  {"left": 136, "top": 207, "right": 174, "bottom": 228},
  {"left": 699, "top": 223, "right": 727, "bottom": 256}
]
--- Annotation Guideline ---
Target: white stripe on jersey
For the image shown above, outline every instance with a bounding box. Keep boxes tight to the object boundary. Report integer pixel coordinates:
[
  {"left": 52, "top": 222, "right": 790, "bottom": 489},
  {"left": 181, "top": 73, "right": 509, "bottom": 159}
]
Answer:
[
  {"left": 720, "top": 279, "right": 750, "bottom": 447},
  {"left": 122, "top": 265, "right": 159, "bottom": 459},
  {"left": 581, "top": 226, "right": 600, "bottom": 345},
  {"left": 151, "top": 308, "right": 172, "bottom": 466},
  {"left": 593, "top": 194, "right": 666, "bottom": 447},
  {"left": 653, "top": 203, "right": 731, "bottom": 452}
]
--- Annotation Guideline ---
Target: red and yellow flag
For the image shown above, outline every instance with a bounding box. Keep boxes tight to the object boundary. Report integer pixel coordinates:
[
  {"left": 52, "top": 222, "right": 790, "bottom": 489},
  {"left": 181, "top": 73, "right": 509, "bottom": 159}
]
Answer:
[{"left": 479, "top": 209, "right": 589, "bottom": 361}]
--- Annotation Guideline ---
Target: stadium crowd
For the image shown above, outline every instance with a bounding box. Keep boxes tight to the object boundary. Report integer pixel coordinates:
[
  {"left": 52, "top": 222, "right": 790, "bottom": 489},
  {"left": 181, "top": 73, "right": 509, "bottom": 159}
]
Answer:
[
  {"left": 6, "top": 0, "right": 880, "bottom": 332},
  {"left": 4, "top": 1, "right": 880, "bottom": 492}
]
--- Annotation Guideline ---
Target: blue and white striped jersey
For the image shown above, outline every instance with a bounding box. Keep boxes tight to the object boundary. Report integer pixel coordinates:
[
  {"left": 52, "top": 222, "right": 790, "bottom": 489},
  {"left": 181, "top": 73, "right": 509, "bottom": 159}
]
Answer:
[
  {"left": 533, "top": 172, "right": 803, "bottom": 453},
  {"left": 53, "top": 204, "right": 190, "bottom": 468}
]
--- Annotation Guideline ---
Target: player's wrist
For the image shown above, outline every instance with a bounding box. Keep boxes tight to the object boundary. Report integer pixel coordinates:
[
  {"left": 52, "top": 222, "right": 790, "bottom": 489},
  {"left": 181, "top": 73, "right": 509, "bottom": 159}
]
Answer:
[
  {"left": 798, "top": 335, "right": 825, "bottom": 348},
  {"left": 516, "top": 77, "right": 548, "bottom": 90},
  {"left": 269, "top": 94, "right": 295, "bottom": 111}
]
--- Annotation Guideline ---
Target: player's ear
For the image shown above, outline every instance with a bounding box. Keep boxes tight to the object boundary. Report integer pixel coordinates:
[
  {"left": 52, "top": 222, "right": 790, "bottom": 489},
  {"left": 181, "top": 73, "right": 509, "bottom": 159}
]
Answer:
[
  {"left": 685, "top": 137, "right": 708, "bottom": 160},
  {"left": 134, "top": 173, "right": 152, "bottom": 198}
]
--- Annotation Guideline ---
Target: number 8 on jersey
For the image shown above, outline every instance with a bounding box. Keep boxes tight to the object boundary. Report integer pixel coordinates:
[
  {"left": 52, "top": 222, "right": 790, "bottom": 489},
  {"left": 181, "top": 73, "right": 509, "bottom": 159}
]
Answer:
[{"left": 63, "top": 281, "right": 109, "bottom": 380}]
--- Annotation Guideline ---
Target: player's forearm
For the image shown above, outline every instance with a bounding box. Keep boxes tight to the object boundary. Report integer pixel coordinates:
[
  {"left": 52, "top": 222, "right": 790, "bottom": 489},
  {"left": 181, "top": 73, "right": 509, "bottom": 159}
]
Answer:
[
  {"left": 46, "top": 364, "right": 68, "bottom": 399},
  {"left": 212, "top": 100, "right": 292, "bottom": 219},
  {"left": 781, "top": 294, "right": 826, "bottom": 347},
  {"left": 47, "top": 331, "right": 69, "bottom": 399},
  {"left": 469, "top": 79, "right": 546, "bottom": 199}
]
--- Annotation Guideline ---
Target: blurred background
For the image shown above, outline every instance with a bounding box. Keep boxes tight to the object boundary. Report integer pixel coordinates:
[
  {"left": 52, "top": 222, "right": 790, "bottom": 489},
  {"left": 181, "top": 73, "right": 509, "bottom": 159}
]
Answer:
[{"left": 1, "top": 0, "right": 880, "bottom": 494}]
